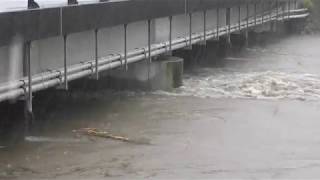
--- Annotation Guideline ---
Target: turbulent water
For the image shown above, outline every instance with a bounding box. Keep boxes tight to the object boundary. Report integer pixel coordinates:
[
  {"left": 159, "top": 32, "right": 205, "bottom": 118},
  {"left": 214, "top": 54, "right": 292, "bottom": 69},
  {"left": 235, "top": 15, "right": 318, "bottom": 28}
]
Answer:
[
  {"left": 155, "top": 69, "right": 320, "bottom": 100},
  {"left": 154, "top": 36, "right": 320, "bottom": 101}
]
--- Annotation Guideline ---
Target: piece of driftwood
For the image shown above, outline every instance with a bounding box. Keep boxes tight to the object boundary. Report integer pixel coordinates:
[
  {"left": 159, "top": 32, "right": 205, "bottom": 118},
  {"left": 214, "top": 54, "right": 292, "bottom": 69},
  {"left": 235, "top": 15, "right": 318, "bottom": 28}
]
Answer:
[
  {"left": 73, "top": 128, "right": 151, "bottom": 145},
  {"left": 72, "top": 128, "right": 130, "bottom": 142}
]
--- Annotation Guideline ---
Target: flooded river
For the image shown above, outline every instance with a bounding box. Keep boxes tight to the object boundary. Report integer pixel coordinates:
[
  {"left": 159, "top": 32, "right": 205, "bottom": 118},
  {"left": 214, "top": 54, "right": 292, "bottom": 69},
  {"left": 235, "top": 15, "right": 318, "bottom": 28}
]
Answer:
[{"left": 1, "top": 35, "right": 320, "bottom": 179}]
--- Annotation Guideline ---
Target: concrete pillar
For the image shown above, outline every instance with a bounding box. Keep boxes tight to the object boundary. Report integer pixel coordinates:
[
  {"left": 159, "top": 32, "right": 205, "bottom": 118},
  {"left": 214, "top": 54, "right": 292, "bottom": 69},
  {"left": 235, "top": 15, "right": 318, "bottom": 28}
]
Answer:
[
  {"left": 107, "top": 56, "right": 183, "bottom": 91},
  {"left": 203, "top": 39, "right": 220, "bottom": 65},
  {"left": 230, "top": 32, "right": 247, "bottom": 53},
  {"left": 217, "top": 36, "right": 232, "bottom": 58},
  {"left": 0, "top": 101, "right": 27, "bottom": 146},
  {"left": 248, "top": 30, "right": 258, "bottom": 46},
  {"left": 172, "top": 48, "right": 195, "bottom": 69},
  {"left": 173, "top": 36, "right": 233, "bottom": 68},
  {"left": 284, "top": 19, "right": 307, "bottom": 34},
  {"left": 194, "top": 40, "right": 221, "bottom": 66}
]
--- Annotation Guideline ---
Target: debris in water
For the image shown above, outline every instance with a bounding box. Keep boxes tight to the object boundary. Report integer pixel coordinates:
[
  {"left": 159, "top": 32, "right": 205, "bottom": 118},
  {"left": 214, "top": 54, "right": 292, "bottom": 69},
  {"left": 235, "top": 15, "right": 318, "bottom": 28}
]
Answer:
[
  {"left": 72, "top": 128, "right": 151, "bottom": 145},
  {"left": 73, "top": 128, "right": 130, "bottom": 142}
]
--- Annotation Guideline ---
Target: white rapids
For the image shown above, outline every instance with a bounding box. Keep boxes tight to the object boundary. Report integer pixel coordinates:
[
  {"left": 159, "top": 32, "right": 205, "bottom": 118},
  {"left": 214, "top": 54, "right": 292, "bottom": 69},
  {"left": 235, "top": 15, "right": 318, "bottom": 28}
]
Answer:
[{"left": 154, "top": 68, "right": 320, "bottom": 100}]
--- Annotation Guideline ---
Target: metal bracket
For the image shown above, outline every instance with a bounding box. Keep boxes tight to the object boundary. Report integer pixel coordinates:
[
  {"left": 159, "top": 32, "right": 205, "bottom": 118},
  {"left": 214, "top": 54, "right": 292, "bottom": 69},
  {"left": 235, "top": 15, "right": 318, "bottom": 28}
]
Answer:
[
  {"left": 203, "top": 10, "right": 207, "bottom": 45},
  {"left": 56, "top": 70, "right": 63, "bottom": 85},
  {"left": 25, "top": 41, "right": 32, "bottom": 115},
  {"left": 19, "top": 80, "right": 27, "bottom": 99},
  {"left": 169, "top": 16, "right": 173, "bottom": 52},
  {"left": 216, "top": 7, "right": 220, "bottom": 40},
  {"left": 124, "top": 24, "right": 128, "bottom": 71},
  {"left": 238, "top": 6, "right": 241, "bottom": 31},
  {"left": 87, "top": 61, "right": 95, "bottom": 75},
  {"left": 114, "top": 53, "right": 123, "bottom": 67},
  {"left": 189, "top": 13, "right": 192, "bottom": 48},
  {"left": 141, "top": 47, "right": 148, "bottom": 62},
  {"left": 147, "top": 19, "right": 152, "bottom": 64},
  {"left": 63, "top": 34, "right": 68, "bottom": 90},
  {"left": 94, "top": 29, "right": 99, "bottom": 80}
]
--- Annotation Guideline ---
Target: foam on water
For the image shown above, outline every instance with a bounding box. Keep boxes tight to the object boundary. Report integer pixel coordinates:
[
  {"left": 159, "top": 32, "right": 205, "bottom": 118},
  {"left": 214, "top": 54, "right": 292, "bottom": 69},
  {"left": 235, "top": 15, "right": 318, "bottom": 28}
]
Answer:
[
  {"left": 154, "top": 68, "right": 320, "bottom": 100},
  {"left": 25, "top": 136, "right": 82, "bottom": 143}
]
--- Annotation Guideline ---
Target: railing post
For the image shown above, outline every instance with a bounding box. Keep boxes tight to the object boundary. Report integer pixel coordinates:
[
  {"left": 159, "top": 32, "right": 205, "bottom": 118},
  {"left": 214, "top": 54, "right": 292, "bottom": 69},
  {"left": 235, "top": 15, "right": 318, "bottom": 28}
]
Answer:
[
  {"left": 169, "top": 16, "right": 173, "bottom": 52},
  {"left": 226, "top": 7, "right": 231, "bottom": 44},
  {"left": 94, "top": 29, "right": 99, "bottom": 80},
  {"left": 288, "top": 0, "right": 291, "bottom": 19},
  {"left": 246, "top": 3, "right": 249, "bottom": 30},
  {"left": 124, "top": 24, "right": 128, "bottom": 71},
  {"left": 269, "top": 0, "right": 273, "bottom": 21},
  {"left": 254, "top": 3, "right": 257, "bottom": 25},
  {"left": 25, "top": 41, "right": 32, "bottom": 115},
  {"left": 245, "top": 3, "right": 249, "bottom": 47},
  {"left": 63, "top": 35, "right": 68, "bottom": 90},
  {"left": 203, "top": 10, "right": 207, "bottom": 45},
  {"left": 147, "top": 19, "right": 152, "bottom": 84},
  {"left": 238, "top": 6, "right": 241, "bottom": 31},
  {"left": 276, "top": 0, "right": 279, "bottom": 20},
  {"left": 216, "top": 7, "right": 220, "bottom": 40},
  {"left": 189, "top": 13, "right": 192, "bottom": 48},
  {"left": 262, "top": 2, "right": 264, "bottom": 24},
  {"left": 148, "top": 19, "right": 152, "bottom": 64}
]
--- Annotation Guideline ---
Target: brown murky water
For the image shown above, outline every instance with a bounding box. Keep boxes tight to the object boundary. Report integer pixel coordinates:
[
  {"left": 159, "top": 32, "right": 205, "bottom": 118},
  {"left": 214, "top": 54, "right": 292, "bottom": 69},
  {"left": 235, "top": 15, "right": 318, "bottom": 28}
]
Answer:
[{"left": 1, "top": 35, "right": 320, "bottom": 179}]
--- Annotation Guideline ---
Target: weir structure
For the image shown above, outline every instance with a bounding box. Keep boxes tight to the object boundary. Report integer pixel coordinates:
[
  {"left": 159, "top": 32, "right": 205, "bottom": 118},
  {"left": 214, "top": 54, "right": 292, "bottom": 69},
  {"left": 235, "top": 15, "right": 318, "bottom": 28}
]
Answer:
[{"left": 0, "top": 0, "right": 309, "bottom": 142}]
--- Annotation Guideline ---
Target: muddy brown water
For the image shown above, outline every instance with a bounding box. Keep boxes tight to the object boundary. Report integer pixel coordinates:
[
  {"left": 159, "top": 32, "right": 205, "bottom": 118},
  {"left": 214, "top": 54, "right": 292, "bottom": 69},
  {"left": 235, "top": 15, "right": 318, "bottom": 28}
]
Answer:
[{"left": 1, "top": 35, "right": 320, "bottom": 179}]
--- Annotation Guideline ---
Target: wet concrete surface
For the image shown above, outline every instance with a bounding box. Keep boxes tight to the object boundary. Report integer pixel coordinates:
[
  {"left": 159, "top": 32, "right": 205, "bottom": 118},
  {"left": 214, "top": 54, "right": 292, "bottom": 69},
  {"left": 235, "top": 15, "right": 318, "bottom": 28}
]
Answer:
[{"left": 2, "top": 35, "right": 320, "bottom": 179}]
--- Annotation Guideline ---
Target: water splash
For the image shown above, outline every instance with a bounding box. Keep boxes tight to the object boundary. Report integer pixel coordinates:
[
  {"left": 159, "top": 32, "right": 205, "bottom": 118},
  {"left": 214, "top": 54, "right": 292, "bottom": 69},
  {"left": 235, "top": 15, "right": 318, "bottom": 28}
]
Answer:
[
  {"left": 154, "top": 69, "right": 320, "bottom": 101},
  {"left": 25, "top": 136, "right": 82, "bottom": 143}
]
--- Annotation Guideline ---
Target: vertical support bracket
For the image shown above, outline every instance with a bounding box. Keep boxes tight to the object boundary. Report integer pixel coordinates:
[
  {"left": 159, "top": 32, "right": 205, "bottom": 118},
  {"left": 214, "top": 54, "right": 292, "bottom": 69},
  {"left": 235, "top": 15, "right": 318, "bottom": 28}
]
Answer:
[
  {"left": 147, "top": 19, "right": 152, "bottom": 64},
  {"left": 169, "top": 16, "right": 173, "bottom": 52},
  {"left": 226, "top": 7, "right": 231, "bottom": 44},
  {"left": 262, "top": 2, "right": 264, "bottom": 24},
  {"left": 63, "top": 34, "right": 68, "bottom": 90},
  {"left": 238, "top": 6, "right": 241, "bottom": 31},
  {"left": 94, "top": 29, "right": 99, "bottom": 80},
  {"left": 246, "top": 3, "right": 249, "bottom": 30},
  {"left": 282, "top": 0, "right": 286, "bottom": 21},
  {"left": 124, "top": 24, "right": 128, "bottom": 71},
  {"left": 189, "top": 13, "right": 192, "bottom": 48},
  {"left": 245, "top": 3, "right": 249, "bottom": 47},
  {"left": 254, "top": 3, "right": 257, "bottom": 25},
  {"left": 276, "top": 0, "right": 279, "bottom": 20},
  {"left": 25, "top": 41, "right": 32, "bottom": 115},
  {"left": 147, "top": 19, "right": 152, "bottom": 84},
  {"left": 288, "top": 0, "right": 291, "bottom": 19},
  {"left": 216, "top": 7, "right": 220, "bottom": 40},
  {"left": 203, "top": 10, "right": 207, "bottom": 45}
]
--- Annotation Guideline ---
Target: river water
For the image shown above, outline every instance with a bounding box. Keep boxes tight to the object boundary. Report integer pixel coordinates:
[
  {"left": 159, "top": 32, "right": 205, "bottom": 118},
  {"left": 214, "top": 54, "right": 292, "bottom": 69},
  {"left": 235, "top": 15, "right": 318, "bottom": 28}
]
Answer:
[{"left": 1, "top": 35, "right": 320, "bottom": 179}]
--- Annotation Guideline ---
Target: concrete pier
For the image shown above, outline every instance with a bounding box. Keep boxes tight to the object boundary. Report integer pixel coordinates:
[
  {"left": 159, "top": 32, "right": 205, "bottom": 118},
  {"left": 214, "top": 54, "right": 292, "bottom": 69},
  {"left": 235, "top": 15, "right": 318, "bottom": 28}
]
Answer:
[
  {"left": 107, "top": 56, "right": 184, "bottom": 91},
  {"left": 0, "top": 101, "right": 27, "bottom": 145}
]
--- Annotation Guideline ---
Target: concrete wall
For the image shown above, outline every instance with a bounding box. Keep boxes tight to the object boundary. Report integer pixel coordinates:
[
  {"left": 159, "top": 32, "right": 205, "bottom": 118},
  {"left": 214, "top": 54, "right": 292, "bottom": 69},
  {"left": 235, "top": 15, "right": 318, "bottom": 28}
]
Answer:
[{"left": 0, "top": 46, "right": 9, "bottom": 84}]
